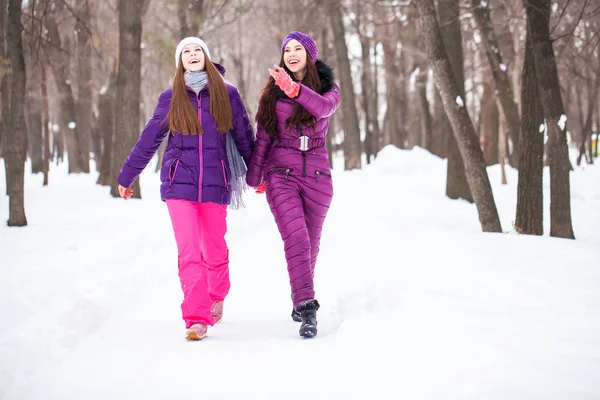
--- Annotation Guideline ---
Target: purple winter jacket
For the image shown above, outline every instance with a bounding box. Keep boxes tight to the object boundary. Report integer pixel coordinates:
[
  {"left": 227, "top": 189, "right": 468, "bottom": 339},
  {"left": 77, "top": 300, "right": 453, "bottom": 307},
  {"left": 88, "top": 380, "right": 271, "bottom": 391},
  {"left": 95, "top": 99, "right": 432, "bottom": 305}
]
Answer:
[
  {"left": 118, "top": 68, "right": 254, "bottom": 205},
  {"left": 246, "top": 61, "right": 340, "bottom": 187}
]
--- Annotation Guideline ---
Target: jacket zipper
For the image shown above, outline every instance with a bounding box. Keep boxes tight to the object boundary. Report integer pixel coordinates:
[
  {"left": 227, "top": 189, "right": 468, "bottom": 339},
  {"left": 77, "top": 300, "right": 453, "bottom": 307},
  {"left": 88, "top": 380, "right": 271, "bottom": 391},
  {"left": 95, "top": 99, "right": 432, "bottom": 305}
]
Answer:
[
  {"left": 299, "top": 127, "right": 307, "bottom": 176},
  {"left": 169, "top": 158, "right": 180, "bottom": 186},
  {"left": 315, "top": 170, "right": 331, "bottom": 182},
  {"left": 197, "top": 93, "right": 203, "bottom": 202},
  {"left": 267, "top": 168, "right": 292, "bottom": 180},
  {"left": 220, "top": 160, "right": 229, "bottom": 190}
]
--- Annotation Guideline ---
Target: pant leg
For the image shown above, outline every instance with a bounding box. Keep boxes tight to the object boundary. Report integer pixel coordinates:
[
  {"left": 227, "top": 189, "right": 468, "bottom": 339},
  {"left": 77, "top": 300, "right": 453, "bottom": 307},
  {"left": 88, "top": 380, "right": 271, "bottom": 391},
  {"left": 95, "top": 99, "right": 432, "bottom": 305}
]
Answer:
[
  {"left": 198, "top": 202, "right": 230, "bottom": 303},
  {"left": 166, "top": 199, "right": 214, "bottom": 328},
  {"left": 266, "top": 175, "right": 313, "bottom": 307},
  {"left": 301, "top": 177, "right": 333, "bottom": 276}
]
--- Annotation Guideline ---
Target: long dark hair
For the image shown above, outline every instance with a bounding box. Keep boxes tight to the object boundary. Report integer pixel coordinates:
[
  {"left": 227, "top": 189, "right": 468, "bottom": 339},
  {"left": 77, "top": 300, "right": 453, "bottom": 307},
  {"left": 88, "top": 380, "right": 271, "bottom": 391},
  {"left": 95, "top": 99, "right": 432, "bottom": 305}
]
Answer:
[
  {"left": 255, "top": 54, "right": 322, "bottom": 139},
  {"left": 169, "top": 50, "right": 233, "bottom": 135}
]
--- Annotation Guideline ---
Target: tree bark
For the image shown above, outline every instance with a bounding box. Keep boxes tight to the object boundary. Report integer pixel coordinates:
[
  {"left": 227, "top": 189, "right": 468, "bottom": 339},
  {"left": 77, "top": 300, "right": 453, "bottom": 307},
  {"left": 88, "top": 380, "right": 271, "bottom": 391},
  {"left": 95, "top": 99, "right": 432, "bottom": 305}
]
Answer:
[
  {"left": 43, "top": 4, "right": 87, "bottom": 173},
  {"left": 471, "top": 0, "right": 521, "bottom": 167},
  {"left": 371, "top": 41, "right": 381, "bottom": 155},
  {"left": 416, "top": 0, "right": 501, "bottom": 232},
  {"left": 0, "top": 0, "right": 9, "bottom": 159},
  {"left": 382, "top": 36, "right": 401, "bottom": 148},
  {"left": 437, "top": 0, "right": 472, "bottom": 202},
  {"left": 5, "top": 0, "right": 27, "bottom": 226},
  {"left": 96, "top": 68, "right": 116, "bottom": 186},
  {"left": 328, "top": 0, "right": 361, "bottom": 170},
  {"left": 76, "top": 0, "right": 92, "bottom": 171},
  {"left": 178, "top": 0, "right": 205, "bottom": 38},
  {"left": 110, "top": 0, "right": 149, "bottom": 198},
  {"left": 526, "top": 0, "right": 574, "bottom": 239},
  {"left": 26, "top": 60, "right": 42, "bottom": 174},
  {"left": 417, "top": 65, "right": 432, "bottom": 151},
  {"left": 515, "top": 32, "right": 544, "bottom": 235},
  {"left": 431, "top": 89, "right": 448, "bottom": 158},
  {"left": 359, "top": 33, "right": 375, "bottom": 163},
  {"left": 480, "top": 73, "right": 499, "bottom": 165},
  {"left": 41, "top": 63, "right": 50, "bottom": 186}
]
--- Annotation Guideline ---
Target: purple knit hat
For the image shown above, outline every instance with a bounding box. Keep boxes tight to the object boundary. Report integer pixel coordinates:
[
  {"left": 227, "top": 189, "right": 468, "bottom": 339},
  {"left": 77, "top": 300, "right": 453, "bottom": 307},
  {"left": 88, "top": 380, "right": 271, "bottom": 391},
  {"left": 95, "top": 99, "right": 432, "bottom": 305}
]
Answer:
[{"left": 281, "top": 31, "right": 318, "bottom": 62}]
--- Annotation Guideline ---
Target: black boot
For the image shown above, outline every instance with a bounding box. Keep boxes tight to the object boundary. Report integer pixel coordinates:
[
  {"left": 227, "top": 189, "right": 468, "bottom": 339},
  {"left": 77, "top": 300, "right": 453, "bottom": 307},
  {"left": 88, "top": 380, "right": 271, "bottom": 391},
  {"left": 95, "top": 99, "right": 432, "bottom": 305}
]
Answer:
[
  {"left": 291, "top": 308, "right": 301, "bottom": 322},
  {"left": 295, "top": 299, "right": 320, "bottom": 338}
]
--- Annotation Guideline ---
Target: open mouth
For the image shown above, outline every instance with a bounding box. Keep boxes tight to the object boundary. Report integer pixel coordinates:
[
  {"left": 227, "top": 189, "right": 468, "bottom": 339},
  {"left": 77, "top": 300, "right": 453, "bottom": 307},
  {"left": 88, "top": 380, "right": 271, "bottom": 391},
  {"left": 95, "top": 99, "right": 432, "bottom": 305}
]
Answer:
[
  {"left": 190, "top": 59, "right": 200, "bottom": 64},
  {"left": 288, "top": 60, "right": 299, "bottom": 65}
]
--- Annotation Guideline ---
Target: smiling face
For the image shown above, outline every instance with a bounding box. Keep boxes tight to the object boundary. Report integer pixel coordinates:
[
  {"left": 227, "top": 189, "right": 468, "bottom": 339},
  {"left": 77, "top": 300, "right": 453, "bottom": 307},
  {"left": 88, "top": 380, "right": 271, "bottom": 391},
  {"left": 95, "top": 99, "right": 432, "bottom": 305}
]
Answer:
[
  {"left": 181, "top": 43, "right": 206, "bottom": 72},
  {"left": 283, "top": 39, "right": 308, "bottom": 79}
]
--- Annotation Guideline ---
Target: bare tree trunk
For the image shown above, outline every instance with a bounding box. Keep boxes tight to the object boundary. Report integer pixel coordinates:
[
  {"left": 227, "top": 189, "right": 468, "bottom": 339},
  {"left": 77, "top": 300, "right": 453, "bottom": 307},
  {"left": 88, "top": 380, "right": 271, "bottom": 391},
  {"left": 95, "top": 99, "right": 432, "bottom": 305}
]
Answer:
[
  {"left": 472, "top": 0, "right": 521, "bottom": 167},
  {"left": 438, "top": 0, "right": 473, "bottom": 202},
  {"left": 110, "top": 0, "right": 150, "bottom": 198},
  {"left": 0, "top": 0, "right": 9, "bottom": 159},
  {"left": 76, "top": 0, "right": 92, "bottom": 171},
  {"left": 382, "top": 36, "right": 400, "bottom": 148},
  {"left": 5, "top": 0, "right": 27, "bottom": 226},
  {"left": 480, "top": 73, "right": 499, "bottom": 165},
  {"left": 515, "top": 32, "right": 544, "bottom": 235},
  {"left": 431, "top": 89, "right": 448, "bottom": 158},
  {"left": 359, "top": 33, "right": 374, "bottom": 164},
  {"left": 417, "top": 66, "right": 432, "bottom": 151},
  {"left": 96, "top": 69, "right": 116, "bottom": 186},
  {"left": 43, "top": 4, "right": 87, "bottom": 173},
  {"left": 497, "top": 104, "right": 508, "bottom": 185},
  {"left": 178, "top": 0, "right": 205, "bottom": 38},
  {"left": 526, "top": 0, "right": 574, "bottom": 239},
  {"left": 371, "top": 41, "right": 381, "bottom": 156},
  {"left": 416, "top": 0, "right": 502, "bottom": 232},
  {"left": 26, "top": 60, "right": 42, "bottom": 174},
  {"left": 328, "top": 0, "right": 361, "bottom": 170},
  {"left": 41, "top": 63, "right": 50, "bottom": 186}
]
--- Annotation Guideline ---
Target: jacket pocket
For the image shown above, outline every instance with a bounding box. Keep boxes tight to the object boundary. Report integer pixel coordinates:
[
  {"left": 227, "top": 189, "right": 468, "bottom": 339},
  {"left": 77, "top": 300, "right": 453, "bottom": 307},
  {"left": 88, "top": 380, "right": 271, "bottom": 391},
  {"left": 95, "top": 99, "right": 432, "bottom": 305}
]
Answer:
[
  {"left": 220, "top": 160, "right": 230, "bottom": 191},
  {"left": 315, "top": 170, "right": 331, "bottom": 182},
  {"left": 266, "top": 167, "right": 293, "bottom": 180},
  {"left": 168, "top": 158, "right": 180, "bottom": 186}
]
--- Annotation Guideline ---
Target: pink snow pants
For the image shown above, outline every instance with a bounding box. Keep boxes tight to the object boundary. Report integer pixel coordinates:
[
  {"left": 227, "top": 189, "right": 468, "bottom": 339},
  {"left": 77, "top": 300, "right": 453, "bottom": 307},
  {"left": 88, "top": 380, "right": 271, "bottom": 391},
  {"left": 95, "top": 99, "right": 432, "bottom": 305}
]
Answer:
[{"left": 166, "top": 199, "right": 229, "bottom": 328}]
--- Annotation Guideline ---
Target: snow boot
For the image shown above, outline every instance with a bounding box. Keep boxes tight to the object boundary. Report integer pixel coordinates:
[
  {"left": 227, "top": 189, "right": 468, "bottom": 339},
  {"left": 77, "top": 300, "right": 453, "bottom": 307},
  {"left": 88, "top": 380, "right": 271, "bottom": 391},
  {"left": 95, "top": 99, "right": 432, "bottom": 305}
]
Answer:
[
  {"left": 291, "top": 308, "right": 301, "bottom": 322},
  {"left": 186, "top": 323, "right": 207, "bottom": 341},
  {"left": 211, "top": 301, "right": 224, "bottom": 324},
  {"left": 295, "top": 299, "right": 320, "bottom": 338}
]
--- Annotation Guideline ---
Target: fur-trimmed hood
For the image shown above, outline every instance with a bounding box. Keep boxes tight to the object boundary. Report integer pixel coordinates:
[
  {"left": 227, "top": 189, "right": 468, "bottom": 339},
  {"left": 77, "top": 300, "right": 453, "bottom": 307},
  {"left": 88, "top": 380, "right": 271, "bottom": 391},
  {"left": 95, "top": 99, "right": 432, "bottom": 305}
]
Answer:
[{"left": 273, "top": 59, "right": 335, "bottom": 99}]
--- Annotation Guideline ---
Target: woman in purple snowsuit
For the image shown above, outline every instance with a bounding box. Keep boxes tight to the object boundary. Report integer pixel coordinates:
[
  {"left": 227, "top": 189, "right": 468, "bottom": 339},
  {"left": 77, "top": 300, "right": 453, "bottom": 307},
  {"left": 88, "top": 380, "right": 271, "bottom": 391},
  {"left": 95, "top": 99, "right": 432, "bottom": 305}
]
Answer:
[{"left": 246, "top": 32, "right": 341, "bottom": 338}]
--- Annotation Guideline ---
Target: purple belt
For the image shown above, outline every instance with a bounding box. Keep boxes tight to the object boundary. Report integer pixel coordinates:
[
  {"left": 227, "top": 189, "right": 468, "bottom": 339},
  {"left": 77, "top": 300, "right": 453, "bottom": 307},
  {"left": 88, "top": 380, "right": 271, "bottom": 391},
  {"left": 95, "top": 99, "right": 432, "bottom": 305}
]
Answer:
[{"left": 275, "top": 137, "right": 326, "bottom": 151}]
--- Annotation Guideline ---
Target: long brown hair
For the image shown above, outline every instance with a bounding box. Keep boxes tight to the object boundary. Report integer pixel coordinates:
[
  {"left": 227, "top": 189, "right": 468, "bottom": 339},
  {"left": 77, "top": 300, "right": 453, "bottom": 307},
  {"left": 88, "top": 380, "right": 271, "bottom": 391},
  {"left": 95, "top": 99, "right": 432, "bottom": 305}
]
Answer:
[
  {"left": 168, "top": 50, "right": 233, "bottom": 135},
  {"left": 256, "top": 55, "right": 322, "bottom": 139}
]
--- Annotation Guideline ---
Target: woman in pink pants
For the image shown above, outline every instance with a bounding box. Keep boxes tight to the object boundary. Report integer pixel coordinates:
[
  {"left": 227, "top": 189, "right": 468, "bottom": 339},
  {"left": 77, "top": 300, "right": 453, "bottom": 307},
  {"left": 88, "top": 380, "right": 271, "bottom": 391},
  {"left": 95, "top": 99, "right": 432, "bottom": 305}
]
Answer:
[{"left": 117, "top": 37, "right": 254, "bottom": 340}]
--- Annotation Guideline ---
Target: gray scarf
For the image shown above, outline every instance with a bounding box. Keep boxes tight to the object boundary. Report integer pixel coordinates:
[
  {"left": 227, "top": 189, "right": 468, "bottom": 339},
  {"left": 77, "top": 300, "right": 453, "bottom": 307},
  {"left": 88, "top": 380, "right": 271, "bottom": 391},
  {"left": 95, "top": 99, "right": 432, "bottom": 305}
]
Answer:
[{"left": 184, "top": 71, "right": 248, "bottom": 210}]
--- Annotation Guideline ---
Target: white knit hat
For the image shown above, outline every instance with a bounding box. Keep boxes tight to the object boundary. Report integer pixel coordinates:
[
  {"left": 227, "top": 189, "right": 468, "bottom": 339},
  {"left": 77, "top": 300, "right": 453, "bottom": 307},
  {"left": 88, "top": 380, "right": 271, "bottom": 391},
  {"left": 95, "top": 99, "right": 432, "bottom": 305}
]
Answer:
[{"left": 175, "top": 37, "right": 211, "bottom": 67}]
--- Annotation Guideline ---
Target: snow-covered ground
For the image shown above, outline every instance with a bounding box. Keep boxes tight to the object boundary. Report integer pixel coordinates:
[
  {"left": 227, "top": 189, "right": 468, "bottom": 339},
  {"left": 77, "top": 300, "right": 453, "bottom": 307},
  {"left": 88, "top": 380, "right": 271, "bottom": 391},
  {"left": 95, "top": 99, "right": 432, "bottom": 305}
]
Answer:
[{"left": 1, "top": 146, "right": 599, "bottom": 399}]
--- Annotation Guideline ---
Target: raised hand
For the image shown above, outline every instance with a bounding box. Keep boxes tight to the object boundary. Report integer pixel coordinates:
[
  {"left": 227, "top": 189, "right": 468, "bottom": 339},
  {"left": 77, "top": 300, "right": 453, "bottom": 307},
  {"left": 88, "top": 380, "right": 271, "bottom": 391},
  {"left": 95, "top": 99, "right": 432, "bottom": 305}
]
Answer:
[{"left": 268, "top": 65, "right": 300, "bottom": 98}]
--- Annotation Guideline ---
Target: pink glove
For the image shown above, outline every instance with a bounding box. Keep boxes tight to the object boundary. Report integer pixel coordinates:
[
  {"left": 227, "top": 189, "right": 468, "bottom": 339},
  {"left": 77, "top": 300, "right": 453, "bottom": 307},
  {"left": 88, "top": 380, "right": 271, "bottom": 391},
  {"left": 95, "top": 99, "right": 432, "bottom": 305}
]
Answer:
[
  {"left": 273, "top": 67, "right": 300, "bottom": 98},
  {"left": 255, "top": 181, "right": 266, "bottom": 194}
]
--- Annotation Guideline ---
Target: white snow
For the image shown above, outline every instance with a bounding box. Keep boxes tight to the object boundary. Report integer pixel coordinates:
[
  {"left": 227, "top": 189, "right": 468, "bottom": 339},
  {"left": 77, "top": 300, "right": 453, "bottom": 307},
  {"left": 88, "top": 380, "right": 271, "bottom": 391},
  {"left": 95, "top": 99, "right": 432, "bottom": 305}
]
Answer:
[
  {"left": 558, "top": 114, "right": 567, "bottom": 130},
  {"left": 539, "top": 122, "right": 545, "bottom": 133},
  {"left": 1, "top": 147, "right": 599, "bottom": 399},
  {"left": 456, "top": 95, "right": 464, "bottom": 106},
  {"left": 68, "top": 122, "right": 76, "bottom": 129},
  {"left": 499, "top": 63, "right": 507, "bottom": 72}
]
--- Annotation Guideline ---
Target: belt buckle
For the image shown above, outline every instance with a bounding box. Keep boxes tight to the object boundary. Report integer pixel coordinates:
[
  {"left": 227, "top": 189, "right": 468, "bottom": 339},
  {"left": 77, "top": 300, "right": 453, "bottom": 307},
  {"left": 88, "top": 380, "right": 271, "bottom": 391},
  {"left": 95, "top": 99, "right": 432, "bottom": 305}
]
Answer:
[{"left": 299, "top": 136, "right": 309, "bottom": 151}]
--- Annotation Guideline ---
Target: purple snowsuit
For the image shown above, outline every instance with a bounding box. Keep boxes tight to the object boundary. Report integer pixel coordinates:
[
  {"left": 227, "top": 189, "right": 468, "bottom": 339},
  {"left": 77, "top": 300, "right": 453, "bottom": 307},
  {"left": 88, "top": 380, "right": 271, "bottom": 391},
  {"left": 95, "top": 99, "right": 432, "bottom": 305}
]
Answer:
[{"left": 246, "top": 61, "right": 340, "bottom": 306}]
